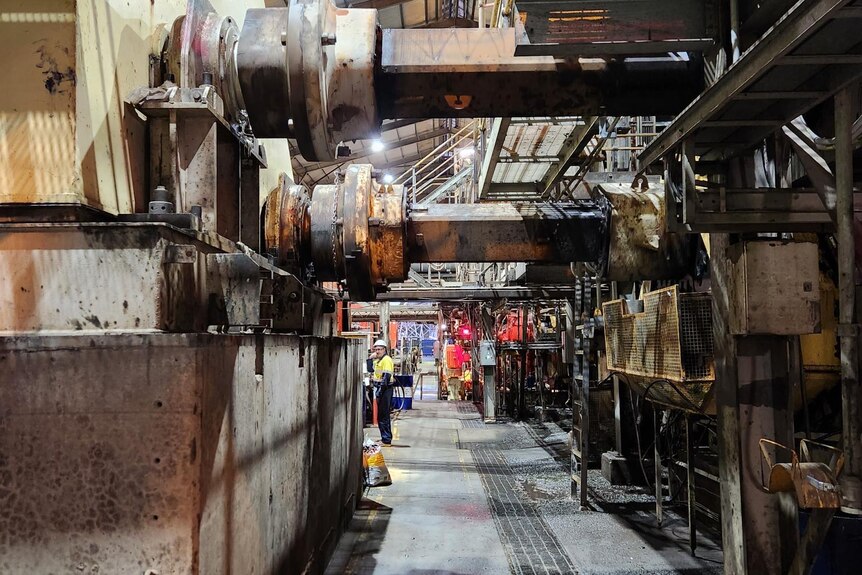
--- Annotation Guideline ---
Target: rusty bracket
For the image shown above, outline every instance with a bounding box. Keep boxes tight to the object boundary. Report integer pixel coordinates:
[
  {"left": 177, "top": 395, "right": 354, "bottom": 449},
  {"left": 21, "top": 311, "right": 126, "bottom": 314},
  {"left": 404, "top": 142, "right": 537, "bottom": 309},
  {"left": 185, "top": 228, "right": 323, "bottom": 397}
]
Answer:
[{"left": 759, "top": 438, "right": 844, "bottom": 509}]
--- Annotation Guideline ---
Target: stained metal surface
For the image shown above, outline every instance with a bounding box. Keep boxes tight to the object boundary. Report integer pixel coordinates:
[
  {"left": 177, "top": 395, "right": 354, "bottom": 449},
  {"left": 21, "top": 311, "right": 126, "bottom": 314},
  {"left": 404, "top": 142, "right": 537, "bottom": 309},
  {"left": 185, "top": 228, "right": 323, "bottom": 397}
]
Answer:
[
  {"left": 0, "top": 221, "right": 331, "bottom": 334},
  {"left": 0, "top": 333, "right": 364, "bottom": 573},
  {"left": 237, "top": 7, "right": 293, "bottom": 136},
  {"left": 760, "top": 439, "right": 844, "bottom": 509},
  {"left": 406, "top": 202, "right": 608, "bottom": 264},
  {"left": 328, "top": 8, "right": 380, "bottom": 142},
  {"left": 725, "top": 240, "right": 821, "bottom": 335},
  {"left": 309, "top": 184, "right": 342, "bottom": 281},
  {"left": 342, "top": 165, "right": 374, "bottom": 299},
  {"left": 263, "top": 174, "right": 311, "bottom": 269},
  {"left": 601, "top": 183, "right": 692, "bottom": 281},
  {"left": 368, "top": 182, "right": 408, "bottom": 288},
  {"left": 0, "top": 224, "right": 207, "bottom": 333},
  {"left": 206, "top": 253, "right": 262, "bottom": 326},
  {"left": 131, "top": 85, "right": 264, "bottom": 241}
]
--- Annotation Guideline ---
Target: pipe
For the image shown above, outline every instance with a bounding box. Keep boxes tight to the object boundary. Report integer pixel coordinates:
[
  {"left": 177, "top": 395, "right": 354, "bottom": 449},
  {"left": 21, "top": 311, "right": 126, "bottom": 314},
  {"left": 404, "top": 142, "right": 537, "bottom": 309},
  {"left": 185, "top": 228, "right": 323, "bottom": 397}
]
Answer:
[{"left": 730, "top": 0, "right": 741, "bottom": 63}]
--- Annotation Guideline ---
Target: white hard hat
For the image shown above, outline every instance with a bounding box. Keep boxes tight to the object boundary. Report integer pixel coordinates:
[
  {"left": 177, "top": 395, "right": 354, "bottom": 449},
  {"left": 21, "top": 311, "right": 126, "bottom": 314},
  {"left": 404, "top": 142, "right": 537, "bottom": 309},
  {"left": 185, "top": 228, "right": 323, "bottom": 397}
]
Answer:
[{"left": 373, "top": 339, "right": 387, "bottom": 348}]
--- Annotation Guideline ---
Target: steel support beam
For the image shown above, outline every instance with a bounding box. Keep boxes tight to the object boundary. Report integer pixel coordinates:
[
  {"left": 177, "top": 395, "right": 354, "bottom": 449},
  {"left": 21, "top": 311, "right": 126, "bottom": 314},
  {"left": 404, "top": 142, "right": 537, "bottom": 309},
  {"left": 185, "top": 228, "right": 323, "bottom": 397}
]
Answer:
[
  {"left": 483, "top": 366, "right": 497, "bottom": 423},
  {"left": 378, "top": 28, "right": 703, "bottom": 120},
  {"left": 377, "top": 286, "right": 580, "bottom": 301},
  {"left": 639, "top": 0, "right": 855, "bottom": 168},
  {"left": 515, "top": 39, "right": 715, "bottom": 57},
  {"left": 711, "top": 233, "right": 748, "bottom": 575},
  {"left": 836, "top": 85, "right": 862, "bottom": 513},
  {"left": 379, "top": 302, "right": 390, "bottom": 346},
  {"left": 540, "top": 118, "right": 599, "bottom": 197},
  {"left": 478, "top": 118, "right": 511, "bottom": 200}
]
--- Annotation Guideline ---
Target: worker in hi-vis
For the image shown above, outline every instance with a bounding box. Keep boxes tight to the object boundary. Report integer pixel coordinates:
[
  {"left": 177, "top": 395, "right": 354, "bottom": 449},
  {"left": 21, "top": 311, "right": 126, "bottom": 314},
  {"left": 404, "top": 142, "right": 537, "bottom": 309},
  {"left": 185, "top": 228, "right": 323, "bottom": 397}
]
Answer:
[{"left": 371, "top": 340, "right": 395, "bottom": 445}]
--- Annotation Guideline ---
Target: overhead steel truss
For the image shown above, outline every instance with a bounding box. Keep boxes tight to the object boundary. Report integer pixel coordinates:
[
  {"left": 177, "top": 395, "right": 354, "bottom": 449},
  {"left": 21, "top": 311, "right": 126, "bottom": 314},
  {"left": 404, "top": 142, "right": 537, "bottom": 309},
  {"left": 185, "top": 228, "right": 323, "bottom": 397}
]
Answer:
[{"left": 638, "top": 0, "right": 862, "bottom": 233}]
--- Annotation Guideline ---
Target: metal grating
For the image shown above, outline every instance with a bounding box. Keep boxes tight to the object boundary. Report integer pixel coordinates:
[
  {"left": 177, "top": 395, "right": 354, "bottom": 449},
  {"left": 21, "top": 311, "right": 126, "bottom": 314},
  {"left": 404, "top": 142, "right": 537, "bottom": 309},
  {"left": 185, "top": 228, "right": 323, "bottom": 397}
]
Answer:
[
  {"left": 471, "top": 447, "right": 578, "bottom": 575},
  {"left": 679, "top": 292, "right": 715, "bottom": 380},
  {"left": 603, "top": 286, "right": 715, "bottom": 413}
]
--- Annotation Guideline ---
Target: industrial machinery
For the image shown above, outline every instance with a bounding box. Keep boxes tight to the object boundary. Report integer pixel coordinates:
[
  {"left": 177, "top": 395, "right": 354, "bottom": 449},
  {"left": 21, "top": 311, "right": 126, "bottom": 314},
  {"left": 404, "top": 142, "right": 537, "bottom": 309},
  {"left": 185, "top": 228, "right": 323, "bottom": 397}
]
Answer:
[
  {"left": 264, "top": 167, "right": 694, "bottom": 300},
  {"left": 0, "top": 0, "right": 739, "bottom": 572},
  {"left": 113, "top": 0, "right": 705, "bottom": 309}
]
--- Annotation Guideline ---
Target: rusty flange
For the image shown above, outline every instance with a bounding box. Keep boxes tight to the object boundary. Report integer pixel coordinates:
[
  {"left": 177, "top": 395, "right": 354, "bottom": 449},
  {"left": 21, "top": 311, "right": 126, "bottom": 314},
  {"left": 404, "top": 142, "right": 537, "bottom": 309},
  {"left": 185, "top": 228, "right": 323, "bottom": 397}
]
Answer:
[
  {"left": 267, "top": 164, "right": 407, "bottom": 299},
  {"left": 341, "top": 165, "right": 374, "bottom": 299},
  {"left": 309, "top": 183, "right": 342, "bottom": 280},
  {"left": 263, "top": 174, "right": 312, "bottom": 270},
  {"left": 237, "top": 1, "right": 380, "bottom": 160},
  {"left": 369, "top": 181, "right": 408, "bottom": 288}
]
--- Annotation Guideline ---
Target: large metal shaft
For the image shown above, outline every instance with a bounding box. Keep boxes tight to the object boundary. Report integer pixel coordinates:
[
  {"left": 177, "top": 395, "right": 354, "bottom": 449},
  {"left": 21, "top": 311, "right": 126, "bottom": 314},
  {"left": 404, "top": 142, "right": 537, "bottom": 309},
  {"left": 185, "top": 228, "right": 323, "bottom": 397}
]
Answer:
[
  {"left": 405, "top": 203, "right": 608, "bottom": 264},
  {"left": 264, "top": 165, "right": 693, "bottom": 301},
  {"left": 236, "top": 3, "right": 704, "bottom": 161}
]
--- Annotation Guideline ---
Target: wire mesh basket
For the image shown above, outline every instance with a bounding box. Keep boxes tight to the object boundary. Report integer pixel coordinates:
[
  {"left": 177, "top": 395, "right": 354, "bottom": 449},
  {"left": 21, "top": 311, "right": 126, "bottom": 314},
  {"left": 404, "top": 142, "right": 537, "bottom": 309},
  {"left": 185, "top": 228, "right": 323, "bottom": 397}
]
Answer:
[{"left": 603, "top": 286, "right": 715, "bottom": 413}]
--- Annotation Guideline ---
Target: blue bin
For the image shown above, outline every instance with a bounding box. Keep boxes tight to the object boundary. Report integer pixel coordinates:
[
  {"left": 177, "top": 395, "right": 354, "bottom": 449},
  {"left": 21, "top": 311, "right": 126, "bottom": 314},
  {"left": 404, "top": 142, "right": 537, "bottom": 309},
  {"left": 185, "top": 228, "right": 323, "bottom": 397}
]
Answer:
[
  {"left": 391, "top": 396, "right": 413, "bottom": 410},
  {"left": 421, "top": 338, "right": 436, "bottom": 358},
  {"left": 394, "top": 374, "right": 413, "bottom": 387}
]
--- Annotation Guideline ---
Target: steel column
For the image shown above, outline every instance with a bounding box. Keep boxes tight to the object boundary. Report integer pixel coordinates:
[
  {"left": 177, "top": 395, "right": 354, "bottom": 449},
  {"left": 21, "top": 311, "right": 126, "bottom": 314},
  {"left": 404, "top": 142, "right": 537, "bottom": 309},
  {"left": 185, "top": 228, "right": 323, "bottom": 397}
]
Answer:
[
  {"left": 711, "top": 232, "right": 748, "bottom": 575},
  {"left": 483, "top": 366, "right": 497, "bottom": 423},
  {"left": 737, "top": 336, "right": 797, "bottom": 575},
  {"left": 654, "top": 408, "right": 663, "bottom": 526},
  {"left": 379, "top": 302, "right": 390, "bottom": 347},
  {"left": 686, "top": 414, "right": 697, "bottom": 555},
  {"left": 836, "top": 85, "right": 862, "bottom": 513},
  {"left": 611, "top": 282, "right": 623, "bottom": 454}
]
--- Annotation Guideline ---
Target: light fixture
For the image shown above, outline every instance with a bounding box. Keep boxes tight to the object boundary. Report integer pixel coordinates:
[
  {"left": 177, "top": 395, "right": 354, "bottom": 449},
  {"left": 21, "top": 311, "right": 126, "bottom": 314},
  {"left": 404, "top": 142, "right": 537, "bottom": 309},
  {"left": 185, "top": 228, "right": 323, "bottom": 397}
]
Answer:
[
  {"left": 458, "top": 147, "right": 475, "bottom": 159},
  {"left": 382, "top": 173, "right": 394, "bottom": 184},
  {"left": 370, "top": 139, "right": 385, "bottom": 152}
]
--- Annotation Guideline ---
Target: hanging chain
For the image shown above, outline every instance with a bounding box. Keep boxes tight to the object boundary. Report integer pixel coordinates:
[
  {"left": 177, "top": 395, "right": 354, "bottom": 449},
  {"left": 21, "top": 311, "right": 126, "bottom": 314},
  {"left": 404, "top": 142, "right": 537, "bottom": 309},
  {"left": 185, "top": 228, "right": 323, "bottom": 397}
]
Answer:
[{"left": 330, "top": 175, "right": 340, "bottom": 276}]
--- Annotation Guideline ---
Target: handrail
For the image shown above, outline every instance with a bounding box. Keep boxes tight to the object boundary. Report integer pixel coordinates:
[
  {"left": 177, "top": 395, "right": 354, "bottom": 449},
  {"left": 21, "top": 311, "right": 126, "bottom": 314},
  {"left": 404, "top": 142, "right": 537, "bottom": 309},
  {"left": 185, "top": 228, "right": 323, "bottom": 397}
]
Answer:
[
  {"left": 390, "top": 119, "right": 479, "bottom": 205},
  {"left": 394, "top": 121, "right": 476, "bottom": 183}
]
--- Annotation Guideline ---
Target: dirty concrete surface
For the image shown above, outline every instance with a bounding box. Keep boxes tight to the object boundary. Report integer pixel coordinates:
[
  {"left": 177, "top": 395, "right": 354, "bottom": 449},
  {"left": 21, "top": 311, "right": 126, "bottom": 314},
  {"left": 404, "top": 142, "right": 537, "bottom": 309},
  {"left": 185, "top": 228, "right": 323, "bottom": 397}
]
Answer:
[{"left": 326, "top": 394, "right": 723, "bottom": 575}]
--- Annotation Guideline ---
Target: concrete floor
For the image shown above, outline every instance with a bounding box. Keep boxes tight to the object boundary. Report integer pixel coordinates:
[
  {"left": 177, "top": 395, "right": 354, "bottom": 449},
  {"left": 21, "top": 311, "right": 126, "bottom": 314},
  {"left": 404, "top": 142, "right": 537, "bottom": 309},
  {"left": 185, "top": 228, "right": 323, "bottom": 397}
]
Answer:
[{"left": 326, "top": 374, "right": 722, "bottom": 575}]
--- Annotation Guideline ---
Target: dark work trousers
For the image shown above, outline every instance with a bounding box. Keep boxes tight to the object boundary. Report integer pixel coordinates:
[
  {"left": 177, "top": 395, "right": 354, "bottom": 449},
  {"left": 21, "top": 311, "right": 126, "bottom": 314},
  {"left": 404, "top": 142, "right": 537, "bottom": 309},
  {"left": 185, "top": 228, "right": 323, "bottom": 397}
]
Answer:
[{"left": 377, "top": 385, "right": 394, "bottom": 443}]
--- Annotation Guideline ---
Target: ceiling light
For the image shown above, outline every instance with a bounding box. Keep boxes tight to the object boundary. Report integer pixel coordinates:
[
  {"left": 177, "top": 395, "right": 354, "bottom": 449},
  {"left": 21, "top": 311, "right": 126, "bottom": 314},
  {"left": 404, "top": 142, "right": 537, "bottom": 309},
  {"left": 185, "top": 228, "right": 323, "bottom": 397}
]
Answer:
[
  {"left": 370, "top": 140, "right": 385, "bottom": 152},
  {"left": 382, "top": 173, "right": 394, "bottom": 184}
]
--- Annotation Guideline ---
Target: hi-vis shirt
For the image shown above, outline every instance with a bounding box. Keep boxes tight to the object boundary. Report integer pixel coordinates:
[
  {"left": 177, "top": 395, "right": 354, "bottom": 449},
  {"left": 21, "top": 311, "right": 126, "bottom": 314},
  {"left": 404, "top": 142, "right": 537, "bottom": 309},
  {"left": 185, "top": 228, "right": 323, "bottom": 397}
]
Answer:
[{"left": 373, "top": 355, "right": 394, "bottom": 384}]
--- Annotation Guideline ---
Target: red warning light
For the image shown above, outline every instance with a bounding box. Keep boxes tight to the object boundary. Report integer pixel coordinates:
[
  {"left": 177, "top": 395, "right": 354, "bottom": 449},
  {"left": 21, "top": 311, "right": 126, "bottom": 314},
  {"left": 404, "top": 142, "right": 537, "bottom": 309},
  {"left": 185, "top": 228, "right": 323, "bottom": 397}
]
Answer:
[{"left": 460, "top": 325, "right": 472, "bottom": 338}]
